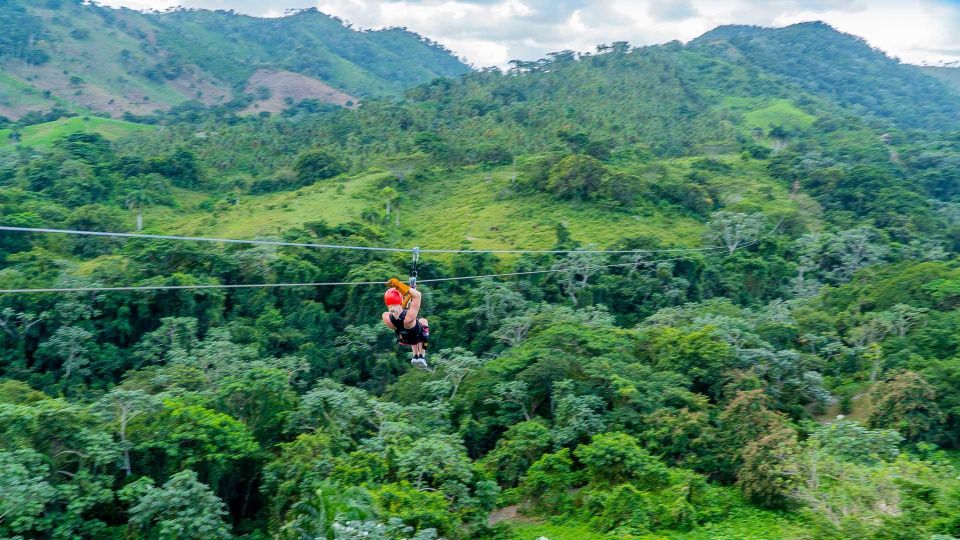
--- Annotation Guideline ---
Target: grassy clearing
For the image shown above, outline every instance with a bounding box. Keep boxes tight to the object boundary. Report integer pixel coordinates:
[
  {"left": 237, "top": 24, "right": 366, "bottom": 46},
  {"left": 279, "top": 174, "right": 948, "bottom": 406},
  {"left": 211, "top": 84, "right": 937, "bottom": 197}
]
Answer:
[
  {"left": 508, "top": 521, "right": 611, "bottom": 540},
  {"left": 404, "top": 166, "right": 706, "bottom": 252},
  {"left": 0, "top": 116, "right": 156, "bottom": 149},
  {"left": 166, "top": 166, "right": 710, "bottom": 252},
  {"left": 506, "top": 510, "right": 806, "bottom": 540},
  {"left": 815, "top": 383, "right": 874, "bottom": 425},
  {"left": 0, "top": 72, "right": 58, "bottom": 116},
  {"left": 161, "top": 154, "right": 802, "bottom": 255},
  {"left": 165, "top": 172, "right": 384, "bottom": 239},
  {"left": 720, "top": 97, "right": 816, "bottom": 132},
  {"left": 744, "top": 100, "right": 815, "bottom": 132},
  {"left": 663, "top": 510, "right": 807, "bottom": 540}
]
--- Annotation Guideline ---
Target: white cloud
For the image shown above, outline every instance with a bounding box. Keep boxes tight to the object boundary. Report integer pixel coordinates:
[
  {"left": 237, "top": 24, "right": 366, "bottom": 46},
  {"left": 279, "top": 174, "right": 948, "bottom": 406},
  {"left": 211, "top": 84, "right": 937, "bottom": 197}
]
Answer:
[{"left": 97, "top": 0, "right": 960, "bottom": 67}]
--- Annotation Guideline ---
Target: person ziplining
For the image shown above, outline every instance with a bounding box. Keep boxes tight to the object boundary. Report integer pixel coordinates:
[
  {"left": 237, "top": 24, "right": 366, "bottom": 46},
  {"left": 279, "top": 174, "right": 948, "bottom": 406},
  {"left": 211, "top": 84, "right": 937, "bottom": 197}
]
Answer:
[
  {"left": 382, "top": 278, "right": 430, "bottom": 369},
  {"left": 382, "top": 247, "right": 431, "bottom": 369}
]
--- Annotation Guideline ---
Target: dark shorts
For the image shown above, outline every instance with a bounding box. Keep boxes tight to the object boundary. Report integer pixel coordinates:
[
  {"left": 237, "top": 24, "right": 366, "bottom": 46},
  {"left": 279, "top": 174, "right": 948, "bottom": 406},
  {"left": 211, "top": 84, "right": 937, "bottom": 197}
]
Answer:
[{"left": 396, "top": 321, "right": 429, "bottom": 347}]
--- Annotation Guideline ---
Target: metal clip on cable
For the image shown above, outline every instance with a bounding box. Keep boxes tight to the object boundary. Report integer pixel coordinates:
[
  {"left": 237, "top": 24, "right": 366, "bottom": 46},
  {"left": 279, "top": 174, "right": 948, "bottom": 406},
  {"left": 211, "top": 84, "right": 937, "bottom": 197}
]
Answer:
[{"left": 410, "top": 246, "right": 420, "bottom": 289}]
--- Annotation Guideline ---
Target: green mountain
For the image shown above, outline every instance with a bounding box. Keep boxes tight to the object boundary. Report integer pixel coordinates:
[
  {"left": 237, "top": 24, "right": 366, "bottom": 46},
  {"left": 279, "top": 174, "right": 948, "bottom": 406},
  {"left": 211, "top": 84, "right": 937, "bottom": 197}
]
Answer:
[
  {"left": 5, "top": 19, "right": 960, "bottom": 540},
  {"left": 922, "top": 65, "right": 960, "bottom": 94},
  {"left": 691, "top": 22, "right": 960, "bottom": 129},
  {"left": 0, "top": 0, "right": 470, "bottom": 121}
]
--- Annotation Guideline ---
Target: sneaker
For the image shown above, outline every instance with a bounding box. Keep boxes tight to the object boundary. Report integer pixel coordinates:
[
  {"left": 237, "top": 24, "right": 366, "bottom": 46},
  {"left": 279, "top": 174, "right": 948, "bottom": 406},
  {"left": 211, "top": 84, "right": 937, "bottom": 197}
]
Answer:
[{"left": 411, "top": 355, "right": 428, "bottom": 369}]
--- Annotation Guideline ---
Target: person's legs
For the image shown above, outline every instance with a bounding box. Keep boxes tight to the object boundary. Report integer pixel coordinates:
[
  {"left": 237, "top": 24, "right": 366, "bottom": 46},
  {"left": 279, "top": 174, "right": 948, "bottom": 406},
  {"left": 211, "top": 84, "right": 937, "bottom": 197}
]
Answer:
[{"left": 410, "top": 342, "right": 427, "bottom": 368}]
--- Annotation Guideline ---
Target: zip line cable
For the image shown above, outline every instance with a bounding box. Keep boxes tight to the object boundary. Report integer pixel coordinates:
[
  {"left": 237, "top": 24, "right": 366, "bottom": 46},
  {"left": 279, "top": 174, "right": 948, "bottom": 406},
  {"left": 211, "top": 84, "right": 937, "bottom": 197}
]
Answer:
[
  {"left": 0, "top": 220, "right": 782, "bottom": 294},
  {"left": 0, "top": 255, "right": 695, "bottom": 294},
  {"left": 0, "top": 225, "right": 735, "bottom": 255}
]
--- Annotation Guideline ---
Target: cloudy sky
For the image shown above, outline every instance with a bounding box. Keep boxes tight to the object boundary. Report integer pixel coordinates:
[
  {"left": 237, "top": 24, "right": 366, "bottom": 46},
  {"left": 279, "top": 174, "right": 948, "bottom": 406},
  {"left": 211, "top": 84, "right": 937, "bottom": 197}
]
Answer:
[{"left": 98, "top": 0, "right": 960, "bottom": 68}]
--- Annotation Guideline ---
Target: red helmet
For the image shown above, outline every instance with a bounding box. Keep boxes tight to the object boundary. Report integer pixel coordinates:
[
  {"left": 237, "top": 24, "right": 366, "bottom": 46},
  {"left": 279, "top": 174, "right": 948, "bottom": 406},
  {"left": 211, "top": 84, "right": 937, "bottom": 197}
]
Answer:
[{"left": 384, "top": 288, "right": 403, "bottom": 306}]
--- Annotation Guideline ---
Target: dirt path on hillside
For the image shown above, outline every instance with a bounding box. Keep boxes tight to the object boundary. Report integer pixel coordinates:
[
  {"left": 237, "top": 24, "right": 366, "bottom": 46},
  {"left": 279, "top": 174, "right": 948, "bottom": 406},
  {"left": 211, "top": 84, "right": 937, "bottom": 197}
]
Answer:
[{"left": 488, "top": 504, "right": 523, "bottom": 525}]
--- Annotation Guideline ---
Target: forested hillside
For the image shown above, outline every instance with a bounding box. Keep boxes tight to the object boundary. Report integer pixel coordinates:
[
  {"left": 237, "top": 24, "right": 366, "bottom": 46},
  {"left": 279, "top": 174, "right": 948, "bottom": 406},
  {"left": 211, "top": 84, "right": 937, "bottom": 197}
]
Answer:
[
  {"left": 3, "top": 20, "right": 960, "bottom": 540},
  {"left": 0, "top": 0, "right": 469, "bottom": 122}
]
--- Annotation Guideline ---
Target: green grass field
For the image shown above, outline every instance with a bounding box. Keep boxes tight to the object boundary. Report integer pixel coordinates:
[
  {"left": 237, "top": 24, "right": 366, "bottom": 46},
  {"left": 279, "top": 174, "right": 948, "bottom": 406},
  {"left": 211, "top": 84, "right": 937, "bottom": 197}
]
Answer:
[
  {"left": 509, "top": 521, "right": 611, "bottom": 540},
  {"left": 154, "top": 153, "right": 801, "bottom": 255},
  {"left": 720, "top": 97, "right": 816, "bottom": 132},
  {"left": 164, "top": 171, "right": 385, "bottom": 239},
  {"left": 506, "top": 507, "right": 807, "bottom": 540},
  {"left": 163, "top": 167, "right": 711, "bottom": 253},
  {"left": 0, "top": 72, "right": 60, "bottom": 114},
  {"left": 0, "top": 116, "right": 156, "bottom": 149}
]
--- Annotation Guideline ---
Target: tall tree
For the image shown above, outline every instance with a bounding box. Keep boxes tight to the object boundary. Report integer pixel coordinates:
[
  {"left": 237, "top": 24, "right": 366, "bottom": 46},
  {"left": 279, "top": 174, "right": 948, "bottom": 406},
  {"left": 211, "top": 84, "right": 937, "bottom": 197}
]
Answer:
[{"left": 128, "top": 470, "right": 232, "bottom": 540}]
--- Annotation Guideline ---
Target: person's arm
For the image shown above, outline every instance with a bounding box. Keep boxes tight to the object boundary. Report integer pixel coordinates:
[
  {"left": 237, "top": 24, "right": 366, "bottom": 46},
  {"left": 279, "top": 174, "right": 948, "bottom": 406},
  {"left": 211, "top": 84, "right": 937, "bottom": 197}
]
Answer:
[
  {"left": 382, "top": 312, "right": 396, "bottom": 329},
  {"left": 403, "top": 288, "right": 422, "bottom": 328}
]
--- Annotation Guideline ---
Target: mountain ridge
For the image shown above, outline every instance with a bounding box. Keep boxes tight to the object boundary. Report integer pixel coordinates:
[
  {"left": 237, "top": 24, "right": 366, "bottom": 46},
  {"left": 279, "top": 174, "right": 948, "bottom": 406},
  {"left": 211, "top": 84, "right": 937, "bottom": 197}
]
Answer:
[
  {"left": 0, "top": 1, "right": 470, "bottom": 122},
  {"left": 689, "top": 21, "right": 960, "bottom": 129}
]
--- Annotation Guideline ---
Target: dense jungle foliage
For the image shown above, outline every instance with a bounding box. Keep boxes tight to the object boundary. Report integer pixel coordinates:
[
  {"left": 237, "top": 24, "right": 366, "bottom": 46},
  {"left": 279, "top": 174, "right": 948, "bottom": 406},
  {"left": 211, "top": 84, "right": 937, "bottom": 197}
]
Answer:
[{"left": 4, "top": 18, "right": 960, "bottom": 540}]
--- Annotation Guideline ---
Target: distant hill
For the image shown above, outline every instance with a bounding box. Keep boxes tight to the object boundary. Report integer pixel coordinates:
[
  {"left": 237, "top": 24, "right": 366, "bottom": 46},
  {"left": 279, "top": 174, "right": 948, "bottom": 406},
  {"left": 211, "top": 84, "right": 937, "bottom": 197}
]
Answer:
[
  {"left": 0, "top": 115, "right": 155, "bottom": 149},
  {"left": 921, "top": 65, "right": 960, "bottom": 95},
  {"left": 120, "top": 21, "right": 960, "bottom": 181},
  {"left": 690, "top": 22, "right": 960, "bottom": 130},
  {"left": 0, "top": 0, "right": 470, "bottom": 121}
]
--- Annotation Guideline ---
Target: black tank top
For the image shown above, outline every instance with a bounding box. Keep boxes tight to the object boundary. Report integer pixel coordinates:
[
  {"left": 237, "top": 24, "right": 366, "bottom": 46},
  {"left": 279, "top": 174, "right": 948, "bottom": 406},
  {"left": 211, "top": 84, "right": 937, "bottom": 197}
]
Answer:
[{"left": 389, "top": 309, "right": 422, "bottom": 343}]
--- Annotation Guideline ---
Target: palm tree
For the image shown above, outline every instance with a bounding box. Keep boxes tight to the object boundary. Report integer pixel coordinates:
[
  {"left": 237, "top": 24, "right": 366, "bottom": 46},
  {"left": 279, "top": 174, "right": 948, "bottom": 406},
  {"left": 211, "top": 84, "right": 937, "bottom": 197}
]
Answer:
[
  {"left": 279, "top": 483, "right": 375, "bottom": 540},
  {"left": 380, "top": 186, "right": 401, "bottom": 225},
  {"left": 123, "top": 173, "right": 170, "bottom": 231}
]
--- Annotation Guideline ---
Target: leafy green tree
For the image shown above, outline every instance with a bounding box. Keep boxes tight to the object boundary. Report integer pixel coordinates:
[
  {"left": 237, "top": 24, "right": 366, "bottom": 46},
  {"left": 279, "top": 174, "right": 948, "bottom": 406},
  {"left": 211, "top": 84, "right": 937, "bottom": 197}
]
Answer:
[
  {"left": 704, "top": 211, "right": 767, "bottom": 254},
  {"left": 119, "top": 173, "right": 173, "bottom": 231},
  {"left": 868, "top": 371, "right": 944, "bottom": 443},
  {"left": 486, "top": 380, "right": 539, "bottom": 421},
  {"left": 737, "top": 425, "right": 801, "bottom": 508},
  {"left": 550, "top": 251, "right": 606, "bottom": 306},
  {"left": 133, "top": 399, "right": 259, "bottom": 484},
  {"left": 214, "top": 366, "right": 297, "bottom": 443},
  {"left": 286, "top": 379, "right": 377, "bottom": 444},
  {"left": 331, "top": 518, "right": 440, "bottom": 540},
  {"left": 94, "top": 389, "right": 161, "bottom": 477},
  {"left": 129, "top": 469, "right": 232, "bottom": 540},
  {"left": 480, "top": 419, "right": 551, "bottom": 487},
  {"left": 824, "top": 227, "right": 889, "bottom": 283},
  {"left": 330, "top": 451, "right": 390, "bottom": 487},
  {"left": 876, "top": 304, "right": 928, "bottom": 338},
  {"left": 423, "top": 347, "right": 484, "bottom": 400},
  {"left": 0, "top": 449, "right": 55, "bottom": 536},
  {"left": 37, "top": 325, "right": 94, "bottom": 385},
  {"left": 546, "top": 154, "right": 608, "bottom": 200},
  {"left": 639, "top": 404, "right": 711, "bottom": 467},
  {"left": 279, "top": 483, "right": 374, "bottom": 540},
  {"left": 584, "top": 483, "right": 653, "bottom": 535},
  {"left": 808, "top": 420, "right": 901, "bottom": 464},
  {"left": 519, "top": 448, "right": 576, "bottom": 514},
  {"left": 712, "top": 390, "right": 791, "bottom": 481},
  {"left": 640, "top": 325, "right": 737, "bottom": 398},
  {"left": 295, "top": 149, "right": 346, "bottom": 185},
  {"left": 133, "top": 317, "right": 200, "bottom": 367},
  {"left": 149, "top": 148, "right": 201, "bottom": 188},
  {"left": 551, "top": 380, "right": 606, "bottom": 447},
  {"left": 395, "top": 434, "right": 478, "bottom": 508},
  {"left": 263, "top": 431, "right": 338, "bottom": 530},
  {"left": 574, "top": 432, "right": 669, "bottom": 488},
  {"left": 373, "top": 482, "right": 456, "bottom": 535}
]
